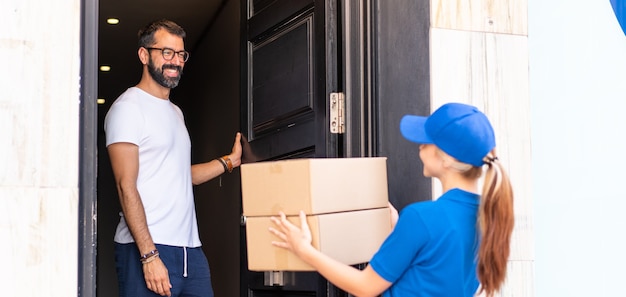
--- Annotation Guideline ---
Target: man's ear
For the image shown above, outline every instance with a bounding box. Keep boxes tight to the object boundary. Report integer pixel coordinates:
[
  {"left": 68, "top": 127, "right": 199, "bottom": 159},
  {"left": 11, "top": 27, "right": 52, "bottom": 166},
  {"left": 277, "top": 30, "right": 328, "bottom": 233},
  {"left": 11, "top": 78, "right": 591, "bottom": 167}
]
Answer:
[{"left": 138, "top": 47, "right": 149, "bottom": 65}]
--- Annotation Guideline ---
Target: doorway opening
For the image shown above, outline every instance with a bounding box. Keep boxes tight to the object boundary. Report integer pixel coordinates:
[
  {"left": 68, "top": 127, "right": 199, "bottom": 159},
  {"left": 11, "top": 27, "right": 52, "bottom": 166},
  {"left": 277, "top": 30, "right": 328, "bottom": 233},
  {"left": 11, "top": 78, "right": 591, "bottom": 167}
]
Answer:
[{"left": 85, "top": 1, "right": 244, "bottom": 296}]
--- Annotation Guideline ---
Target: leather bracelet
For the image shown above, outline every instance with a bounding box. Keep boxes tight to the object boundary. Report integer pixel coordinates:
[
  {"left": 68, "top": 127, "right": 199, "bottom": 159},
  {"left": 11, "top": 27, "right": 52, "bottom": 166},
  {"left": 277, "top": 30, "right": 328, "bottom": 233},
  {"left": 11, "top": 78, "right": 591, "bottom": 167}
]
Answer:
[
  {"left": 218, "top": 157, "right": 229, "bottom": 173},
  {"left": 139, "top": 249, "right": 159, "bottom": 263},
  {"left": 141, "top": 253, "right": 159, "bottom": 265},
  {"left": 222, "top": 155, "right": 233, "bottom": 173}
]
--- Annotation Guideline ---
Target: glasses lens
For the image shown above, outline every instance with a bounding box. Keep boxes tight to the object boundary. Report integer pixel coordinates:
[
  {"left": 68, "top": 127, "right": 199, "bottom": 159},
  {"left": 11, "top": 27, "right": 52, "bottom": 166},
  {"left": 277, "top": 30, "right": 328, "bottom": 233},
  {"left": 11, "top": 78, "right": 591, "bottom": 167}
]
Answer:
[
  {"left": 161, "top": 49, "right": 175, "bottom": 60},
  {"left": 180, "top": 51, "right": 190, "bottom": 62}
]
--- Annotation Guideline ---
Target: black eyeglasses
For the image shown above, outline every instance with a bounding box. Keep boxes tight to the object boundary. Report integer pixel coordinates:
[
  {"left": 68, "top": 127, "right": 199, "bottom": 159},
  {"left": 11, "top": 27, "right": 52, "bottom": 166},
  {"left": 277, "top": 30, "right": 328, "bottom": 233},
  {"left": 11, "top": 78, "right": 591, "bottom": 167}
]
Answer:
[{"left": 145, "top": 47, "right": 190, "bottom": 62}]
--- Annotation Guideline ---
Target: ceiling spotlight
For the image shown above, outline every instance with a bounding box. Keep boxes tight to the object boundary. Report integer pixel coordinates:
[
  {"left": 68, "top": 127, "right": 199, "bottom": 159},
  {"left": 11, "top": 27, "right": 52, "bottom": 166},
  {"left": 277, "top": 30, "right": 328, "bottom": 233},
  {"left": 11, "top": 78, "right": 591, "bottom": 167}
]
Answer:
[
  {"left": 107, "top": 18, "right": 120, "bottom": 25},
  {"left": 97, "top": 98, "right": 106, "bottom": 105},
  {"left": 100, "top": 65, "right": 111, "bottom": 72}
]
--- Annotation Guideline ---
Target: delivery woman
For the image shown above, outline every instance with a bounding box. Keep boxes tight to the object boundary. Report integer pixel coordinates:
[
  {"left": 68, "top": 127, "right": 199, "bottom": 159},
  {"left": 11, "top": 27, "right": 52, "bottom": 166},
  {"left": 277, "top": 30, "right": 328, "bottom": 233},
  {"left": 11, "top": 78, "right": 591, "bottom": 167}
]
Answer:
[{"left": 269, "top": 102, "right": 514, "bottom": 297}]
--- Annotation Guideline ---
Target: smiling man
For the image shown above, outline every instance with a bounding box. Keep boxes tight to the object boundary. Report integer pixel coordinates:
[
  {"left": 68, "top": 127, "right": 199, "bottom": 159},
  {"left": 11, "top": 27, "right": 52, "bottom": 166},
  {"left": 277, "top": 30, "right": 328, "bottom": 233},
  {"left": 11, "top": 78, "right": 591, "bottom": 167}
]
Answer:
[{"left": 104, "top": 19, "right": 242, "bottom": 297}]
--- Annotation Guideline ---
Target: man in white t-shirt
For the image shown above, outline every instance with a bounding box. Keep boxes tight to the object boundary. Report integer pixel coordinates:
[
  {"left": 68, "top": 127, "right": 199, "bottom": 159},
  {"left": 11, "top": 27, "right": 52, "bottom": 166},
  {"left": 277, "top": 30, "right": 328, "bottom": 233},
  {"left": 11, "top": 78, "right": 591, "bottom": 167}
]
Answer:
[{"left": 104, "top": 19, "right": 242, "bottom": 297}]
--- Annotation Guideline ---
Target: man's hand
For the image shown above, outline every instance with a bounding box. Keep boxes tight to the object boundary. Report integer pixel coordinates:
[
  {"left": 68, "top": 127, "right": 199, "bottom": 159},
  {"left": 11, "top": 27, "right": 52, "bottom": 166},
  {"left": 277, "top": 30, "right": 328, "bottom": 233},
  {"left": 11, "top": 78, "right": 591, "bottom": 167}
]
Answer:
[
  {"left": 143, "top": 257, "right": 172, "bottom": 297},
  {"left": 228, "top": 132, "right": 243, "bottom": 169}
]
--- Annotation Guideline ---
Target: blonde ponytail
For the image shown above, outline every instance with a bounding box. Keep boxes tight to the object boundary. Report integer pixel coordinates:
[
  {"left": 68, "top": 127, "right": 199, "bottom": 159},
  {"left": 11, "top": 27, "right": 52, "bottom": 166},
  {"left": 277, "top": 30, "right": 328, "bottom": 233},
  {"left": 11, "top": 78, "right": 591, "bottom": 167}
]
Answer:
[{"left": 476, "top": 154, "right": 515, "bottom": 297}]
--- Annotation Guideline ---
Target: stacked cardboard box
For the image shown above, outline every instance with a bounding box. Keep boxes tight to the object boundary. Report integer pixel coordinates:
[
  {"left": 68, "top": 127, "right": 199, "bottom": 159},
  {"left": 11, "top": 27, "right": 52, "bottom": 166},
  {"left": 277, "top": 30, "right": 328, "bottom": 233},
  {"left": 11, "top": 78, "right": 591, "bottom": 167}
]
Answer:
[{"left": 241, "top": 157, "right": 391, "bottom": 271}]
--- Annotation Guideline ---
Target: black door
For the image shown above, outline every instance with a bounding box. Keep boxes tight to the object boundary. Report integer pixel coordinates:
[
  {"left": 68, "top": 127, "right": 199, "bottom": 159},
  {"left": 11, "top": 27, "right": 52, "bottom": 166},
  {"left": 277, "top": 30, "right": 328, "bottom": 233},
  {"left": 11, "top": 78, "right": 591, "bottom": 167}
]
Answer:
[{"left": 239, "top": 0, "right": 346, "bottom": 296}]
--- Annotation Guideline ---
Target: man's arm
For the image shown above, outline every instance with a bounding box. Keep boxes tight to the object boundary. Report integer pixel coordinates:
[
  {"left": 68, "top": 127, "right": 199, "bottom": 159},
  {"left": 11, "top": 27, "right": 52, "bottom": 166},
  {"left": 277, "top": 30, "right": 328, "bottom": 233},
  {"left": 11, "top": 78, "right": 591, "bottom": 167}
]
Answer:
[
  {"left": 191, "top": 132, "right": 243, "bottom": 185},
  {"left": 107, "top": 142, "right": 172, "bottom": 296}
]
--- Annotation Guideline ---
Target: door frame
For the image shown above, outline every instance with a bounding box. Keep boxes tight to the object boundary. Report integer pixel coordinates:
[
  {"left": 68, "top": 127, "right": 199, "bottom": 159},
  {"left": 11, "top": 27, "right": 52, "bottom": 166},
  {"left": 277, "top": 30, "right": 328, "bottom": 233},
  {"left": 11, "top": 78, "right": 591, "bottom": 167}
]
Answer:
[
  {"left": 78, "top": 0, "right": 98, "bottom": 296},
  {"left": 342, "top": 0, "right": 377, "bottom": 157},
  {"left": 76, "top": 0, "right": 425, "bottom": 295}
]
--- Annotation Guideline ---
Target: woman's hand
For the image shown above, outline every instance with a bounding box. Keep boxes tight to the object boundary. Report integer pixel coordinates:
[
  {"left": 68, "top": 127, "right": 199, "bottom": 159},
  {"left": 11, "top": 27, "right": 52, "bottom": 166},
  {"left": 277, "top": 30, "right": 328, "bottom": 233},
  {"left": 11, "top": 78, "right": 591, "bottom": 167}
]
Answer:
[
  {"left": 269, "top": 210, "right": 393, "bottom": 296},
  {"left": 388, "top": 202, "right": 399, "bottom": 228},
  {"left": 269, "top": 211, "right": 313, "bottom": 257}
]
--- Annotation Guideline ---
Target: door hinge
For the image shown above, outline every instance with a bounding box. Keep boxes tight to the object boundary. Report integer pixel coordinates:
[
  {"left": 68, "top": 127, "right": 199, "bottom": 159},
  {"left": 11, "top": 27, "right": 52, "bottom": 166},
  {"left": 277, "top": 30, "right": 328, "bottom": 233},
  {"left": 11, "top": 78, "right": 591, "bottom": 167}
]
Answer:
[
  {"left": 330, "top": 92, "right": 345, "bottom": 134},
  {"left": 264, "top": 271, "right": 285, "bottom": 286}
]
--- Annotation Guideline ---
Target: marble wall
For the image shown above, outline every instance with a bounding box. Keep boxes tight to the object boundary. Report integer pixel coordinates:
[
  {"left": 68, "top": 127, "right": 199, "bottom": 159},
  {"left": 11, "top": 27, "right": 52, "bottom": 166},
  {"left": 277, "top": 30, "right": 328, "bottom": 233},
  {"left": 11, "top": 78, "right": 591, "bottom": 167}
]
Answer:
[
  {"left": 430, "top": 0, "right": 533, "bottom": 295},
  {"left": 0, "top": 1, "right": 81, "bottom": 296}
]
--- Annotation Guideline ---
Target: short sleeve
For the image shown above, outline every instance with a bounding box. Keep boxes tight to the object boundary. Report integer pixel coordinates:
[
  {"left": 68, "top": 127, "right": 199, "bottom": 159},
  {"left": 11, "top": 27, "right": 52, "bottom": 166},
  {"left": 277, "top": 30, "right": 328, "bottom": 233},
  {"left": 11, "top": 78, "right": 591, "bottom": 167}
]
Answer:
[
  {"left": 104, "top": 100, "right": 144, "bottom": 147},
  {"left": 369, "top": 206, "right": 430, "bottom": 283}
]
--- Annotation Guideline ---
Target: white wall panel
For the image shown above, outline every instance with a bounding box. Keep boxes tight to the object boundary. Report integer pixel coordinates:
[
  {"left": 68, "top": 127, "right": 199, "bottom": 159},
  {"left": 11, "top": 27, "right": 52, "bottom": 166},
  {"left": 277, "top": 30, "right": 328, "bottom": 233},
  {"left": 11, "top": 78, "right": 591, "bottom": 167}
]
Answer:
[
  {"left": 530, "top": 1, "right": 626, "bottom": 296},
  {"left": 0, "top": 0, "right": 81, "bottom": 296},
  {"left": 0, "top": 188, "right": 78, "bottom": 296},
  {"left": 493, "top": 260, "right": 535, "bottom": 296},
  {"left": 430, "top": 28, "right": 533, "bottom": 296},
  {"left": 432, "top": 0, "right": 528, "bottom": 35}
]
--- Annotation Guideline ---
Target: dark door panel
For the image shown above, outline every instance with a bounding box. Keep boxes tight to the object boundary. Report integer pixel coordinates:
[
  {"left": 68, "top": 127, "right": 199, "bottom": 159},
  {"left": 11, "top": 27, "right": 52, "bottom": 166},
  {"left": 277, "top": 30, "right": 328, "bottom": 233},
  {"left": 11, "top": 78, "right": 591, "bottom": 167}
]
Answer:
[
  {"left": 249, "top": 0, "right": 313, "bottom": 39},
  {"left": 245, "top": 122, "right": 316, "bottom": 161},
  {"left": 240, "top": 0, "right": 342, "bottom": 295},
  {"left": 247, "top": 271, "right": 325, "bottom": 292},
  {"left": 251, "top": 16, "right": 314, "bottom": 140}
]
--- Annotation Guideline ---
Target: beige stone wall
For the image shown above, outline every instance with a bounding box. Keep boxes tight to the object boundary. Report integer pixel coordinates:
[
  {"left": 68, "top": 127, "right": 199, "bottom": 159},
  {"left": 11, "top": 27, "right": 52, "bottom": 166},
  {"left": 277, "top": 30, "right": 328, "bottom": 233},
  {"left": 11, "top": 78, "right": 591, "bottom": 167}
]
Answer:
[
  {"left": 0, "top": 1, "right": 81, "bottom": 296},
  {"left": 430, "top": 0, "right": 533, "bottom": 295}
]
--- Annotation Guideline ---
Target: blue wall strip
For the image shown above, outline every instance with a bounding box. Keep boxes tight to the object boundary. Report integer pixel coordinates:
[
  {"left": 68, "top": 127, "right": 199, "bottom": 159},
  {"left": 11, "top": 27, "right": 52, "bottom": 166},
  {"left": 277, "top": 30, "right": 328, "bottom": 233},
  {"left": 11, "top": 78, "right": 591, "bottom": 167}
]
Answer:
[{"left": 611, "top": 0, "right": 626, "bottom": 35}]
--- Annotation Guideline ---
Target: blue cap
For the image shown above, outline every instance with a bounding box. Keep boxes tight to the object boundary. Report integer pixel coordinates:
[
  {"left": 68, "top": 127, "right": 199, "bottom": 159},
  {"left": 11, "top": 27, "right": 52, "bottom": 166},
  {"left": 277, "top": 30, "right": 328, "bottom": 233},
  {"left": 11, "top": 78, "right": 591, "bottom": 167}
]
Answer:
[{"left": 400, "top": 103, "right": 496, "bottom": 166}]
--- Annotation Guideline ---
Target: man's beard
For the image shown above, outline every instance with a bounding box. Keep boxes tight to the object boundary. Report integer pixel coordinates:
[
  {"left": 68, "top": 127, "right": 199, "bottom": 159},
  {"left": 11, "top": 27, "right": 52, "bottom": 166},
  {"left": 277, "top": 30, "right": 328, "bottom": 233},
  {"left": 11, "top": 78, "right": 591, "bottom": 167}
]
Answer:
[{"left": 148, "top": 59, "right": 183, "bottom": 89}]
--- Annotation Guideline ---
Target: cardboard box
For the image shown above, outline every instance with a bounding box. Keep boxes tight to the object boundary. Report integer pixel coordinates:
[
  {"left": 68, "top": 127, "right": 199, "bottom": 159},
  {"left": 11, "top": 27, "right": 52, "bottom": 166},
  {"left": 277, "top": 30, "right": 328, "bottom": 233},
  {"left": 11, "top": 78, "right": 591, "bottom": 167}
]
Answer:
[
  {"left": 241, "top": 157, "right": 388, "bottom": 216},
  {"left": 246, "top": 207, "right": 391, "bottom": 271}
]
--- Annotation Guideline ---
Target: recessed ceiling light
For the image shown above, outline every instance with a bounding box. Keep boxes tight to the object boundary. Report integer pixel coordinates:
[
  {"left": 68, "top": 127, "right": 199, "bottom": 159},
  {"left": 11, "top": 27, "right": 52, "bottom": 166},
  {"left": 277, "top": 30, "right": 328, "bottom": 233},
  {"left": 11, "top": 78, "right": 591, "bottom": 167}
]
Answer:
[
  {"left": 107, "top": 18, "right": 120, "bottom": 25},
  {"left": 100, "top": 65, "right": 111, "bottom": 72},
  {"left": 97, "top": 98, "right": 106, "bottom": 104}
]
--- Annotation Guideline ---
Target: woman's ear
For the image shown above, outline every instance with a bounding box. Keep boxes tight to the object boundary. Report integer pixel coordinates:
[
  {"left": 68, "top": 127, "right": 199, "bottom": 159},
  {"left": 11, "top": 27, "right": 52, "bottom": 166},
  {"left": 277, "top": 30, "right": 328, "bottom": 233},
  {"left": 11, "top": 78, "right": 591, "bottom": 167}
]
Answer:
[
  {"left": 438, "top": 150, "right": 454, "bottom": 168},
  {"left": 441, "top": 156, "right": 454, "bottom": 169},
  {"left": 439, "top": 149, "right": 472, "bottom": 172}
]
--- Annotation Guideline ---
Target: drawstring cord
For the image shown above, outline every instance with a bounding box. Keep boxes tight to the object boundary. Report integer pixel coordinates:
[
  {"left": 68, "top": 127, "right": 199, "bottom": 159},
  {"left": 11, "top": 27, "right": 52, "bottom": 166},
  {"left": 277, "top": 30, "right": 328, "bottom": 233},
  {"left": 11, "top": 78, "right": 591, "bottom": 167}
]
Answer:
[{"left": 183, "top": 246, "right": 188, "bottom": 278}]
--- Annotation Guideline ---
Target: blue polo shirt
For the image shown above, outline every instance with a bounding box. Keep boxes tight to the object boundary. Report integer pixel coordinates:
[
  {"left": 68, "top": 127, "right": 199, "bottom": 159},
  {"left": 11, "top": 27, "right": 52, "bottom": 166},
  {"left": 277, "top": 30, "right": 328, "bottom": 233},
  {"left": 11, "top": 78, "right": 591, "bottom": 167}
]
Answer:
[{"left": 369, "top": 188, "right": 480, "bottom": 297}]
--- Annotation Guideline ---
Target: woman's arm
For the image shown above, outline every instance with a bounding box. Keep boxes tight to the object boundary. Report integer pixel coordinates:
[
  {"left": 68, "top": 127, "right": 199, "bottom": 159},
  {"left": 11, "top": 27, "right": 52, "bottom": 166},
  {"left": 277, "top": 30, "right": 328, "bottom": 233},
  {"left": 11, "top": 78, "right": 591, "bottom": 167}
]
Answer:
[{"left": 270, "top": 211, "right": 392, "bottom": 297}]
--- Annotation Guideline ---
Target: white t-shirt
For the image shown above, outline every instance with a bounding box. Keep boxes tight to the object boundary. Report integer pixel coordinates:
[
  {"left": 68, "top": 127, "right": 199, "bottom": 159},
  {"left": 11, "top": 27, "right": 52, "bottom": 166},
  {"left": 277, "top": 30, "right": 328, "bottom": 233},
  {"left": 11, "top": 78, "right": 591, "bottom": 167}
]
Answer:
[{"left": 104, "top": 87, "right": 201, "bottom": 247}]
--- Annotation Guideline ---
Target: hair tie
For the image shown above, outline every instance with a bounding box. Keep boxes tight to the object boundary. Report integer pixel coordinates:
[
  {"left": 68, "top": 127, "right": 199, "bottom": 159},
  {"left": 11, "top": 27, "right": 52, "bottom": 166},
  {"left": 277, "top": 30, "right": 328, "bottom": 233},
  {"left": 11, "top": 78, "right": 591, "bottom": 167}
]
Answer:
[{"left": 484, "top": 156, "right": 499, "bottom": 165}]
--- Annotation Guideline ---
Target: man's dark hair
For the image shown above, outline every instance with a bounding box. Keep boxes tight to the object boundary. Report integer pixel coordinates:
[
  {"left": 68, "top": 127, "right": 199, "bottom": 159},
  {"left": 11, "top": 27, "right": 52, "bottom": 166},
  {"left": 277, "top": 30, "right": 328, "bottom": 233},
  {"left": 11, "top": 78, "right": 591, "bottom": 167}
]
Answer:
[{"left": 138, "top": 19, "right": 186, "bottom": 48}]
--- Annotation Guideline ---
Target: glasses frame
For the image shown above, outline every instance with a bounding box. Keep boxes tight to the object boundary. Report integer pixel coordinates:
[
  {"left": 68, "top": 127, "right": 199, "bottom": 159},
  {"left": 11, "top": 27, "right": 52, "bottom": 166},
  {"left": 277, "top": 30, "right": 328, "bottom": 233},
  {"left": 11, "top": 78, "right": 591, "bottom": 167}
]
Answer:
[{"left": 144, "top": 47, "right": 190, "bottom": 62}]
